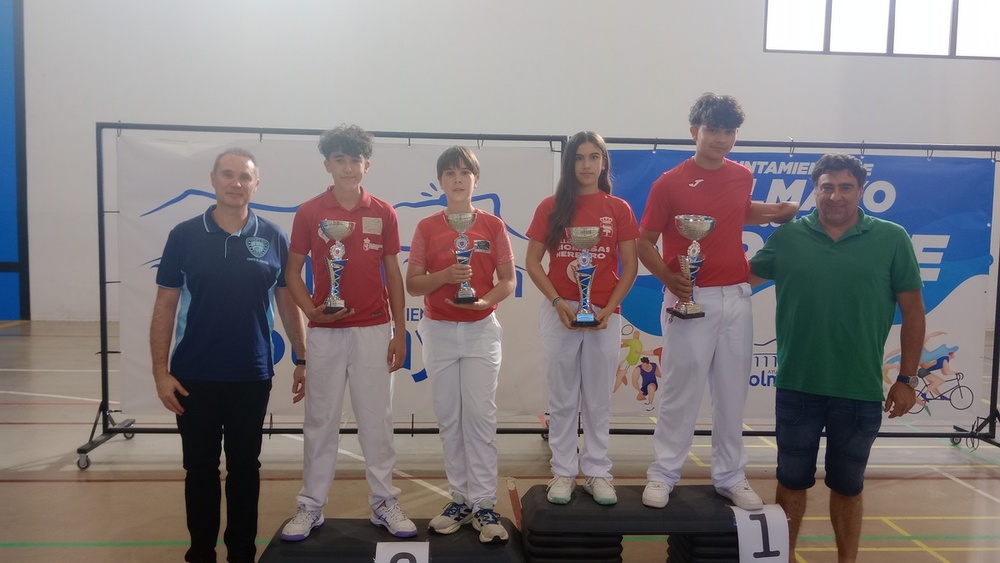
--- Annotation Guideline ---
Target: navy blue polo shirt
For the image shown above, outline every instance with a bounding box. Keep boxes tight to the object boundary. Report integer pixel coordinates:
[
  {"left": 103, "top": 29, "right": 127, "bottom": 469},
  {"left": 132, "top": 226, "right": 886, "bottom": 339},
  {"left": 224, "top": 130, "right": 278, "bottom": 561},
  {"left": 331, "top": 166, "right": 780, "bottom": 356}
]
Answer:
[{"left": 156, "top": 206, "right": 289, "bottom": 382}]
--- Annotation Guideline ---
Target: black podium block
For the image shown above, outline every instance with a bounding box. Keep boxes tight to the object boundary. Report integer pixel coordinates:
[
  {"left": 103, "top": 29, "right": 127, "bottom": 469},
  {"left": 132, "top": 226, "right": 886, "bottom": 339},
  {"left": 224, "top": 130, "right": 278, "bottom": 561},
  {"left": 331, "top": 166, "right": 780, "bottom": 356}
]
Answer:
[
  {"left": 519, "top": 485, "right": 740, "bottom": 563},
  {"left": 668, "top": 534, "right": 740, "bottom": 562},
  {"left": 520, "top": 484, "right": 737, "bottom": 535},
  {"left": 258, "top": 517, "right": 526, "bottom": 563}
]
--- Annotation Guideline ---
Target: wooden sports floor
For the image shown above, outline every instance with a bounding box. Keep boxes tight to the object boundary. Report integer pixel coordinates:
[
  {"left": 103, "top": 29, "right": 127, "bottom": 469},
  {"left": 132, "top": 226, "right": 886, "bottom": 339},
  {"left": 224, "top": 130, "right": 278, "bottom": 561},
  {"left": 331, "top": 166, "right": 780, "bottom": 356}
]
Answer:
[{"left": 2, "top": 321, "right": 998, "bottom": 562}]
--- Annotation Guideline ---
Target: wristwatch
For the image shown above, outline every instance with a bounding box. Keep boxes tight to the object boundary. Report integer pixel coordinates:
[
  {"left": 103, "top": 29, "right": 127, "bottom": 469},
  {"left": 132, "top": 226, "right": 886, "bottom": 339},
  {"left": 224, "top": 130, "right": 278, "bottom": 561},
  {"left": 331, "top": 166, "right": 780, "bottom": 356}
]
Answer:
[
  {"left": 295, "top": 359, "right": 306, "bottom": 366},
  {"left": 896, "top": 374, "right": 918, "bottom": 388}
]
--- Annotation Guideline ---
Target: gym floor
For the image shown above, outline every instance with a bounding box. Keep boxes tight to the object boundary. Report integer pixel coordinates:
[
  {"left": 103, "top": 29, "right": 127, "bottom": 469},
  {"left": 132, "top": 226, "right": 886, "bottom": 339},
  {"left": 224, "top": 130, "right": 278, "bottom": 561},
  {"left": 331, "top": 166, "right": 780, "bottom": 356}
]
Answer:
[{"left": 2, "top": 321, "right": 999, "bottom": 562}]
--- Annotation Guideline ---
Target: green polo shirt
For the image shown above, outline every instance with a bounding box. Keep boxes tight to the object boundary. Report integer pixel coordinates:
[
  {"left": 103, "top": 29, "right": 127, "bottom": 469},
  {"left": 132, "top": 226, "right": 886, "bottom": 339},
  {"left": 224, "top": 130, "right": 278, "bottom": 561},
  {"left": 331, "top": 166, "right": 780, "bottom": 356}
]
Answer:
[{"left": 749, "top": 209, "right": 923, "bottom": 401}]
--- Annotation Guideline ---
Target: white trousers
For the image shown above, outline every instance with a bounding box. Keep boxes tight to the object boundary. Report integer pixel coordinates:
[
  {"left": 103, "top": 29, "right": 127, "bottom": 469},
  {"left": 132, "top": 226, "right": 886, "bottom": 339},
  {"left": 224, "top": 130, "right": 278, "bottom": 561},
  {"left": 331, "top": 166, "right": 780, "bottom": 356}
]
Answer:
[
  {"left": 538, "top": 299, "right": 621, "bottom": 480},
  {"left": 419, "top": 314, "right": 502, "bottom": 511},
  {"left": 647, "top": 283, "right": 753, "bottom": 490},
  {"left": 297, "top": 324, "right": 401, "bottom": 511}
]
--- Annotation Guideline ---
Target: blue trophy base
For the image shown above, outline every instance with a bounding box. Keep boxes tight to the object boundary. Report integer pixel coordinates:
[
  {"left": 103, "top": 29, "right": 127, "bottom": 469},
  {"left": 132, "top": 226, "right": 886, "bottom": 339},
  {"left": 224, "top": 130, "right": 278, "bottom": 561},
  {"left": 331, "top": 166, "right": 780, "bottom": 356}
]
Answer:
[{"left": 572, "top": 313, "right": 599, "bottom": 327}]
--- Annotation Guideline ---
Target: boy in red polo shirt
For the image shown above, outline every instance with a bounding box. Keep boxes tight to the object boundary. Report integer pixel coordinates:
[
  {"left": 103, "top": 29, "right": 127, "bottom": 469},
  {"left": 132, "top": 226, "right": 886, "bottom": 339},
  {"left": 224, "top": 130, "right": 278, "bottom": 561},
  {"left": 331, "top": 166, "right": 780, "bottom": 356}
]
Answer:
[
  {"left": 638, "top": 94, "right": 796, "bottom": 511},
  {"left": 406, "top": 146, "right": 515, "bottom": 543},
  {"left": 280, "top": 124, "right": 415, "bottom": 541}
]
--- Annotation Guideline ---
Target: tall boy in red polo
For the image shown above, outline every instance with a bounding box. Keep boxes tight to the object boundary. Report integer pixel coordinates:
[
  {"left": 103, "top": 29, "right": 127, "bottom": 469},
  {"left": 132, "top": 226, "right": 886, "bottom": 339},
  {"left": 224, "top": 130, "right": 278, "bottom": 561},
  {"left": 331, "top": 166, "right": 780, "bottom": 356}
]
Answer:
[
  {"left": 280, "top": 124, "right": 415, "bottom": 541},
  {"left": 638, "top": 94, "right": 797, "bottom": 511}
]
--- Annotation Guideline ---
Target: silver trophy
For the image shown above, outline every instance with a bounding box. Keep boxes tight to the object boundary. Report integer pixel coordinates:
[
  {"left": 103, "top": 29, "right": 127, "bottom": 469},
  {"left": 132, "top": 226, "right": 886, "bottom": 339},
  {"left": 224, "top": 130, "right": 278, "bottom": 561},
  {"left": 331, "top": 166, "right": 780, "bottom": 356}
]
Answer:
[
  {"left": 319, "top": 219, "right": 356, "bottom": 313},
  {"left": 565, "top": 226, "right": 602, "bottom": 327},
  {"left": 445, "top": 212, "right": 478, "bottom": 304},
  {"left": 667, "top": 214, "right": 716, "bottom": 319}
]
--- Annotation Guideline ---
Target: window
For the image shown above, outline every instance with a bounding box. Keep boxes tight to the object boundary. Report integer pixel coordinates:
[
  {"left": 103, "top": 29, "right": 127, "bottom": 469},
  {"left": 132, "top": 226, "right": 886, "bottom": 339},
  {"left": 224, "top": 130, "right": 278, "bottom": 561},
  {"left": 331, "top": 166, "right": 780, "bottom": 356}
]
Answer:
[
  {"left": 765, "top": 0, "right": 1000, "bottom": 58},
  {"left": 956, "top": 0, "right": 1000, "bottom": 57}
]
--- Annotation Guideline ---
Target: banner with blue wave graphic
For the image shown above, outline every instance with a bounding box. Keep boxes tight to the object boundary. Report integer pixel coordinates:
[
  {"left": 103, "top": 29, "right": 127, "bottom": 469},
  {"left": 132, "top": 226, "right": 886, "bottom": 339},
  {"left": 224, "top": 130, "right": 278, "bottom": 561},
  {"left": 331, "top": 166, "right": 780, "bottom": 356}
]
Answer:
[{"left": 115, "top": 136, "right": 556, "bottom": 417}]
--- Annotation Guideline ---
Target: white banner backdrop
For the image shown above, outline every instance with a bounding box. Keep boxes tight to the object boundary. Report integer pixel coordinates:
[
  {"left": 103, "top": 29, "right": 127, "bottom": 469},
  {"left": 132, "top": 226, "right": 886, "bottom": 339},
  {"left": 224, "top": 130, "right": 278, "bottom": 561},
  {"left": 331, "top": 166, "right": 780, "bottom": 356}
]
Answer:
[
  {"left": 117, "top": 134, "right": 557, "bottom": 418},
  {"left": 113, "top": 133, "right": 995, "bottom": 432}
]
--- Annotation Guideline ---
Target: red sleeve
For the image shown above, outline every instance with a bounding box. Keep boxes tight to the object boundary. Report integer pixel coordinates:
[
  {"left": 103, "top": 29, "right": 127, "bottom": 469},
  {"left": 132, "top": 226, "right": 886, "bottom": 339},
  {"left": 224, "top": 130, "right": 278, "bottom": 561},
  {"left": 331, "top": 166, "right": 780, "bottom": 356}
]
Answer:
[
  {"left": 289, "top": 201, "right": 314, "bottom": 256},
  {"left": 492, "top": 217, "right": 515, "bottom": 265},
  {"left": 408, "top": 219, "right": 427, "bottom": 267},
  {"left": 382, "top": 203, "right": 401, "bottom": 255},
  {"left": 526, "top": 196, "right": 554, "bottom": 243},
  {"left": 639, "top": 175, "right": 670, "bottom": 233},
  {"left": 616, "top": 197, "right": 640, "bottom": 241}
]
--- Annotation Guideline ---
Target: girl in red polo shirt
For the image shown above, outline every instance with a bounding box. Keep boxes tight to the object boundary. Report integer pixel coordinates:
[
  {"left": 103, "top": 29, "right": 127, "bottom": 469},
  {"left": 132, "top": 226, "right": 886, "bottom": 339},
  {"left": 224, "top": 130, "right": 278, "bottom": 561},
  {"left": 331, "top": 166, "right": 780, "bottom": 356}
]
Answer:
[{"left": 525, "top": 131, "right": 639, "bottom": 505}]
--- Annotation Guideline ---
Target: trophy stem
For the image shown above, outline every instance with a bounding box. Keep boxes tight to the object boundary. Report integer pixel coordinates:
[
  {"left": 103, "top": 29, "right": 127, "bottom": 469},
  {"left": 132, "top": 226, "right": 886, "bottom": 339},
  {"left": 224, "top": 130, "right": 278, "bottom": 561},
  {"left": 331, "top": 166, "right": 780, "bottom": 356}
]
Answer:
[
  {"left": 666, "top": 254, "right": 704, "bottom": 319},
  {"left": 324, "top": 257, "right": 347, "bottom": 313},
  {"left": 454, "top": 248, "right": 477, "bottom": 304},
  {"left": 571, "top": 264, "right": 599, "bottom": 327}
]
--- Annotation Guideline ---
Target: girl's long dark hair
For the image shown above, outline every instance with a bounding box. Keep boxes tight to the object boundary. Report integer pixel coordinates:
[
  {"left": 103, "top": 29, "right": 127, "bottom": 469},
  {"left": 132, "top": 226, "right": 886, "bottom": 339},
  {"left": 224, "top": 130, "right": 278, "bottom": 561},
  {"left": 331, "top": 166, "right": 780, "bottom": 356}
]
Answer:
[{"left": 544, "top": 131, "right": 613, "bottom": 251}]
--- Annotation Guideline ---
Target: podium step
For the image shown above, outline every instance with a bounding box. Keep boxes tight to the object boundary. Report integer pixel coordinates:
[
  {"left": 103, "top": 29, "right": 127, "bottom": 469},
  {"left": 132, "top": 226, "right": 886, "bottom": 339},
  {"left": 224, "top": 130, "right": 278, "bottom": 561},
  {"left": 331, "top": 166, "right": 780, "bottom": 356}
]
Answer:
[
  {"left": 520, "top": 485, "right": 741, "bottom": 563},
  {"left": 668, "top": 534, "right": 740, "bottom": 561},
  {"left": 523, "top": 535, "right": 622, "bottom": 559},
  {"left": 258, "top": 517, "right": 525, "bottom": 563},
  {"left": 521, "top": 484, "right": 738, "bottom": 536}
]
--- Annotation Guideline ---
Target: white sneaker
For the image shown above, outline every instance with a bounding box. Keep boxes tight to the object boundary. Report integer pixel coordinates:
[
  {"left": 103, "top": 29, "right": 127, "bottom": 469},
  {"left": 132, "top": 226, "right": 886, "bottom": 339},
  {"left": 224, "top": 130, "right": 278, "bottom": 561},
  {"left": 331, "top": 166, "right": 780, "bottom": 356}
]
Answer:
[
  {"left": 642, "top": 481, "right": 672, "bottom": 508},
  {"left": 716, "top": 478, "right": 764, "bottom": 510},
  {"left": 428, "top": 500, "right": 472, "bottom": 534},
  {"left": 472, "top": 506, "right": 509, "bottom": 543},
  {"left": 583, "top": 477, "right": 617, "bottom": 505},
  {"left": 280, "top": 505, "right": 324, "bottom": 541},
  {"left": 371, "top": 501, "right": 418, "bottom": 538},
  {"left": 546, "top": 476, "right": 575, "bottom": 504}
]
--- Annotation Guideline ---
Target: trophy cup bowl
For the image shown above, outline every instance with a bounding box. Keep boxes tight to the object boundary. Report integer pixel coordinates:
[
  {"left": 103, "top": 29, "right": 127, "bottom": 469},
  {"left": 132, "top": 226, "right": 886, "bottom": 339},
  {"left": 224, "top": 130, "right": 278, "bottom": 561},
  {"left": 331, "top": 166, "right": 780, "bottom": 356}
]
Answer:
[
  {"left": 320, "top": 219, "right": 355, "bottom": 243},
  {"left": 564, "top": 226, "right": 602, "bottom": 327},
  {"left": 445, "top": 212, "right": 478, "bottom": 304},
  {"left": 319, "top": 220, "right": 356, "bottom": 313},
  {"left": 667, "top": 215, "right": 715, "bottom": 319}
]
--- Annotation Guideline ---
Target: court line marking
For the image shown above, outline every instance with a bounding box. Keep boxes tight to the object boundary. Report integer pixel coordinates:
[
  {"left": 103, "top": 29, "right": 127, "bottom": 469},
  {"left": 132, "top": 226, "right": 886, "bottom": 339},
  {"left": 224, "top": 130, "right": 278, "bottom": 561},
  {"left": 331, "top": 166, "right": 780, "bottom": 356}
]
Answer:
[
  {"left": 881, "top": 518, "right": 949, "bottom": 562},
  {"left": 0, "top": 390, "right": 111, "bottom": 403},
  {"left": 0, "top": 369, "right": 109, "bottom": 372},
  {"left": 279, "top": 434, "right": 451, "bottom": 500},
  {"left": 932, "top": 466, "right": 1000, "bottom": 503}
]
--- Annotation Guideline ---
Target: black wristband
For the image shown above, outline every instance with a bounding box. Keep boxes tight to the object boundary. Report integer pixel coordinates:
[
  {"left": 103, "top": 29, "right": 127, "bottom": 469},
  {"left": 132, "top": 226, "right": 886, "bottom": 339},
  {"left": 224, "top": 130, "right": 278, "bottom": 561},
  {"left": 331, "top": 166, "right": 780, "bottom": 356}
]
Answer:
[{"left": 295, "top": 359, "right": 306, "bottom": 366}]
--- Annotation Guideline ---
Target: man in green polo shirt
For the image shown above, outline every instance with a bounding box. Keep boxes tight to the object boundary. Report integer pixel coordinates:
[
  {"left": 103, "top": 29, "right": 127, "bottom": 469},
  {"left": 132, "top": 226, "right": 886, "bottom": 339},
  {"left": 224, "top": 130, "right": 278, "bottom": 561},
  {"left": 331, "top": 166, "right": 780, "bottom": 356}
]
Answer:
[{"left": 749, "top": 153, "right": 925, "bottom": 563}]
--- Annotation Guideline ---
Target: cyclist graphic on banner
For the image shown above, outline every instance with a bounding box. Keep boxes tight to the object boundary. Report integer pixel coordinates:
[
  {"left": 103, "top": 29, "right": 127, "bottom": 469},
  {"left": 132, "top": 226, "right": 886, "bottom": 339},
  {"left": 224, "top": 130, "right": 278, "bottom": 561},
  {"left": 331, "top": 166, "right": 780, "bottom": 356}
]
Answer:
[{"left": 882, "top": 331, "right": 973, "bottom": 414}]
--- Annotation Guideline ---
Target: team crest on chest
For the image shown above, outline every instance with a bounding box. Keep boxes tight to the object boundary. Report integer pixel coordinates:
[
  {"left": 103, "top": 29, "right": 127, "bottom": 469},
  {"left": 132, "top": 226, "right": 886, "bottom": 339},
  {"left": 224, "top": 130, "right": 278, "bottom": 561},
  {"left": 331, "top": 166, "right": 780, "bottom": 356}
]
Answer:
[
  {"left": 599, "top": 216, "right": 614, "bottom": 237},
  {"left": 245, "top": 237, "right": 269, "bottom": 258}
]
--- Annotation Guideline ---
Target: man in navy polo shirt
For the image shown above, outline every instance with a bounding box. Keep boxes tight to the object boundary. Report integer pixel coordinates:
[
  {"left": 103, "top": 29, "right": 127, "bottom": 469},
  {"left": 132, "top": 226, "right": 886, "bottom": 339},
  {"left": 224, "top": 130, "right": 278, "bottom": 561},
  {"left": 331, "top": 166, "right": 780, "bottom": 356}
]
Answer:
[{"left": 150, "top": 148, "right": 306, "bottom": 563}]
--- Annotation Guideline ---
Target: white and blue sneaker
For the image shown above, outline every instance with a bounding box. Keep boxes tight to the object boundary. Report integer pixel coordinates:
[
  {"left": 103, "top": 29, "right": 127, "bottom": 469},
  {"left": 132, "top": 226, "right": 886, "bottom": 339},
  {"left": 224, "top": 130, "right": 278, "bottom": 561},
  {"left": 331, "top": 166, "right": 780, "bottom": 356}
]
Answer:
[
  {"left": 280, "top": 505, "right": 324, "bottom": 542},
  {"left": 472, "top": 505, "right": 509, "bottom": 544},
  {"left": 428, "top": 500, "right": 473, "bottom": 534},
  {"left": 371, "top": 501, "right": 418, "bottom": 538}
]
